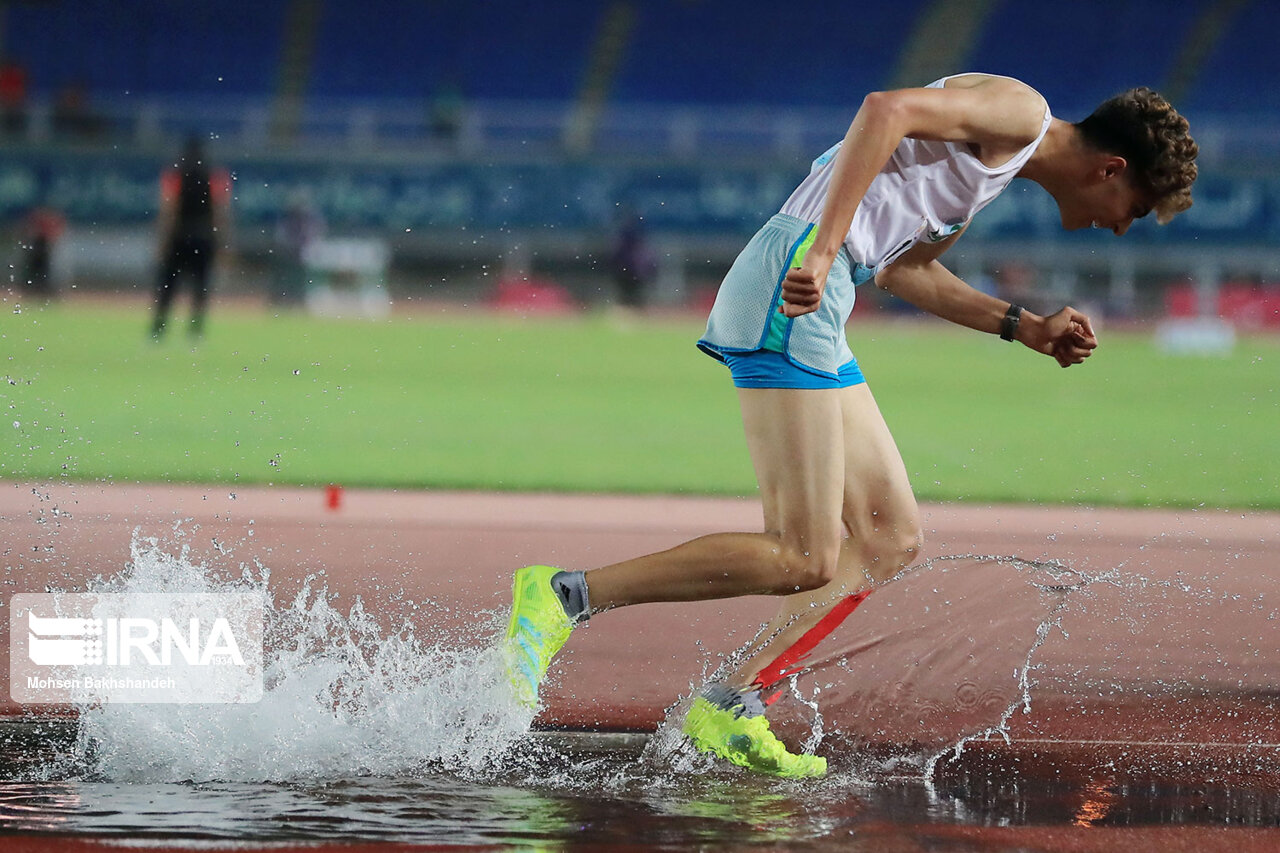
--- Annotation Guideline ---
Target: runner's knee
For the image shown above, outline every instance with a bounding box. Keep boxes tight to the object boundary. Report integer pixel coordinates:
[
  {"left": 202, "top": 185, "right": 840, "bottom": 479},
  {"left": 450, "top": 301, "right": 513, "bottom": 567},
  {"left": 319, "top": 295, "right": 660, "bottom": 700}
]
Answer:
[
  {"left": 853, "top": 517, "right": 924, "bottom": 584},
  {"left": 776, "top": 541, "right": 840, "bottom": 592},
  {"left": 896, "top": 522, "right": 925, "bottom": 564}
]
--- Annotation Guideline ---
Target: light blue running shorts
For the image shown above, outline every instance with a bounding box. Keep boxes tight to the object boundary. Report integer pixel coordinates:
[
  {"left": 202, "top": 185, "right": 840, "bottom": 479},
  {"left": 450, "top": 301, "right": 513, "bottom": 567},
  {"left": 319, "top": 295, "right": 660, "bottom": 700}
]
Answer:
[{"left": 697, "top": 214, "right": 875, "bottom": 387}]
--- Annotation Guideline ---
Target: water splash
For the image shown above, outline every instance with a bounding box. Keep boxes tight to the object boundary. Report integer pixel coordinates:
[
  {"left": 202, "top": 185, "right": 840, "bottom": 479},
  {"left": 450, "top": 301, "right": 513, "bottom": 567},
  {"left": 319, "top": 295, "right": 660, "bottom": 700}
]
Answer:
[
  {"left": 643, "top": 554, "right": 1103, "bottom": 781},
  {"left": 55, "top": 531, "right": 534, "bottom": 783},
  {"left": 922, "top": 556, "right": 1091, "bottom": 780},
  {"left": 39, "top": 534, "right": 1277, "bottom": 790}
]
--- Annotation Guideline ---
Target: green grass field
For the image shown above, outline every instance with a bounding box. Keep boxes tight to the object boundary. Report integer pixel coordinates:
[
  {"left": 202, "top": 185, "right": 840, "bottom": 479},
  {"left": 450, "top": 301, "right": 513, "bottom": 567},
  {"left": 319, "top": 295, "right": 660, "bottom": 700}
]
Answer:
[{"left": 3, "top": 299, "right": 1278, "bottom": 509}]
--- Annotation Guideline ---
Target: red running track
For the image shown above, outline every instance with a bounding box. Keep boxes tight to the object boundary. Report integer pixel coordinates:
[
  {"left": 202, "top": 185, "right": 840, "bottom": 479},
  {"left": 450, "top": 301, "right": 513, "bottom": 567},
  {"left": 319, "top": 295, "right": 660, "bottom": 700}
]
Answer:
[{"left": 3, "top": 481, "right": 1278, "bottom": 777}]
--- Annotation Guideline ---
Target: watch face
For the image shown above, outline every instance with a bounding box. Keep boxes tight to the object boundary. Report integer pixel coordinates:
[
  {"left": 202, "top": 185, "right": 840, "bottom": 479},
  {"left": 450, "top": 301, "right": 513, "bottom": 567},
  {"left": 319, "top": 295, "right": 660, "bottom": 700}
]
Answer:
[{"left": 1001, "top": 306, "right": 1022, "bottom": 341}]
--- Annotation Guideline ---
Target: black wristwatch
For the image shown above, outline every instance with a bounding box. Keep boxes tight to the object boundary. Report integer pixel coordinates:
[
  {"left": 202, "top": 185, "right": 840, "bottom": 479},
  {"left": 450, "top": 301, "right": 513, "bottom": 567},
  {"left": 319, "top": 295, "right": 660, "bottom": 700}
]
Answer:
[{"left": 1000, "top": 304, "right": 1024, "bottom": 342}]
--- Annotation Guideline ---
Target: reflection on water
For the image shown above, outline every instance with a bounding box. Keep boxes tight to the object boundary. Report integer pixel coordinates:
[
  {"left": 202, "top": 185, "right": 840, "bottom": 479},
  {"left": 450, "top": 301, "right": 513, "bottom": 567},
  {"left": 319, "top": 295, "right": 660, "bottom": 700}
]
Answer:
[
  {"left": 3, "top": 745, "right": 1280, "bottom": 847},
  {"left": 1074, "top": 777, "right": 1119, "bottom": 826},
  {"left": 0, "top": 748, "right": 850, "bottom": 847}
]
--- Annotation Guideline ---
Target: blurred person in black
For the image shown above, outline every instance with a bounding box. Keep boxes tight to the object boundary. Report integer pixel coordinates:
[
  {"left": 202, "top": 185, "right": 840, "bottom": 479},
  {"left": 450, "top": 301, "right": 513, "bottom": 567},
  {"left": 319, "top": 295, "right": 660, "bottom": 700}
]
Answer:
[
  {"left": 151, "top": 137, "right": 231, "bottom": 340},
  {"left": 19, "top": 204, "right": 64, "bottom": 301},
  {"left": 609, "top": 209, "right": 657, "bottom": 313}
]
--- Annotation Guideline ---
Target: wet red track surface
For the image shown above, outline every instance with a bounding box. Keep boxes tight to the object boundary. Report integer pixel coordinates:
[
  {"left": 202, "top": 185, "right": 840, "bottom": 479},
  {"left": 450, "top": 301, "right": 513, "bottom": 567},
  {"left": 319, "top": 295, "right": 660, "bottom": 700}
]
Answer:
[
  {"left": 5, "top": 827, "right": 1280, "bottom": 853},
  {"left": 5, "top": 482, "right": 1277, "bottom": 728}
]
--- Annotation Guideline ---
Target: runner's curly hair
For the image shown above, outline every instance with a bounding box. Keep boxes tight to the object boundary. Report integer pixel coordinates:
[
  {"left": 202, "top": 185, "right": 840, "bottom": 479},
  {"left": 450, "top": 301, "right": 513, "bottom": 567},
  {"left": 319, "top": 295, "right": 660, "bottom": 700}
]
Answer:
[{"left": 1076, "top": 87, "right": 1198, "bottom": 224}]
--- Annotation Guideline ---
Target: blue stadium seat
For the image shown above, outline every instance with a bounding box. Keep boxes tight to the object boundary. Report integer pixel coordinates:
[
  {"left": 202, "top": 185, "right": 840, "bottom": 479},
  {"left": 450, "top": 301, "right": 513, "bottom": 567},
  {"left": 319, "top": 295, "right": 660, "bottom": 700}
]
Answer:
[
  {"left": 1185, "top": 4, "right": 1280, "bottom": 115},
  {"left": 613, "top": 0, "right": 919, "bottom": 106},
  {"left": 6, "top": 0, "right": 283, "bottom": 97},
  {"left": 307, "top": 0, "right": 599, "bottom": 101},
  {"left": 4, "top": 0, "right": 1268, "bottom": 124},
  {"left": 967, "top": 0, "right": 1202, "bottom": 120}
]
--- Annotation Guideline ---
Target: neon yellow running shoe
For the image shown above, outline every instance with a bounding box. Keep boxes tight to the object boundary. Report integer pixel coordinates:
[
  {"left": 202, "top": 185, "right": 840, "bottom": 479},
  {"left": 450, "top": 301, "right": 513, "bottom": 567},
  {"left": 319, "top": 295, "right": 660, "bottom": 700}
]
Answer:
[
  {"left": 682, "top": 697, "right": 827, "bottom": 779},
  {"left": 504, "top": 565, "right": 574, "bottom": 710}
]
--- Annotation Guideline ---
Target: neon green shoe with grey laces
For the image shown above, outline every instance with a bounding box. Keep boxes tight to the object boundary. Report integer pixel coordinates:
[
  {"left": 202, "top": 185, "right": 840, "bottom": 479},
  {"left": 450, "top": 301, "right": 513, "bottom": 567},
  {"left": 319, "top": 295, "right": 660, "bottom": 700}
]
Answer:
[
  {"left": 504, "top": 565, "right": 575, "bottom": 710},
  {"left": 682, "top": 697, "right": 827, "bottom": 778}
]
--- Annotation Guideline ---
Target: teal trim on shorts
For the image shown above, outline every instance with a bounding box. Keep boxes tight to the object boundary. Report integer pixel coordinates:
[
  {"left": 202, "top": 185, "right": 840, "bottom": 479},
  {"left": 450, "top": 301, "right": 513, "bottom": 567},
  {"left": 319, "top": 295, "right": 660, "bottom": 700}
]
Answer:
[
  {"left": 761, "top": 222, "right": 817, "bottom": 353},
  {"left": 723, "top": 349, "right": 866, "bottom": 389},
  {"left": 697, "top": 213, "right": 875, "bottom": 377}
]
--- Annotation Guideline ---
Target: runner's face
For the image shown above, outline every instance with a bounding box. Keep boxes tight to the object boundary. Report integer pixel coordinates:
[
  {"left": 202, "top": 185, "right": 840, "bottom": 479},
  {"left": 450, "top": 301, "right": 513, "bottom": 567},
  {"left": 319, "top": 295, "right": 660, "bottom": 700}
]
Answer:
[{"left": 1061, "top": 159, "right": 1154, "bottom": 235}]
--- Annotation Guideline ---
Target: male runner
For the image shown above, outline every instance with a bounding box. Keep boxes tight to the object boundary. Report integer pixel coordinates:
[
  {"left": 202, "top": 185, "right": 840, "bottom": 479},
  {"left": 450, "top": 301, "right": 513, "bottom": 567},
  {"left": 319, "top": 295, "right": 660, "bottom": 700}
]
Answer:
[{"left": 506, "top": 74, "right": 1198, "bottom": 777}]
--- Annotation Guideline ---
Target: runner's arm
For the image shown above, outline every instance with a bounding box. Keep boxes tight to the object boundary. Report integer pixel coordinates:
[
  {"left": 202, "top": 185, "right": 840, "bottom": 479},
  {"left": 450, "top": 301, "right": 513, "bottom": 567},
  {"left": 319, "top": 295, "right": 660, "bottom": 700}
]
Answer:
[
  {"left": 877, "top": 239, "right": 1098, "bottom": 367},
  {"left": 782, "top": 77, "right": 1047, "bottom": 318}
]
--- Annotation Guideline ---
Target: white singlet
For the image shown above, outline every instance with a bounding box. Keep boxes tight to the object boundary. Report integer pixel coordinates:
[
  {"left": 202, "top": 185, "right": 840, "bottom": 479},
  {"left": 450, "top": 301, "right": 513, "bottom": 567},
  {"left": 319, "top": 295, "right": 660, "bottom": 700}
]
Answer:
[
  {"left": 698, "top": 74, "right": 1052, "bottom": 378},
  {"left": 781, "top": 74, "right": 1052, "bottom": 273}
]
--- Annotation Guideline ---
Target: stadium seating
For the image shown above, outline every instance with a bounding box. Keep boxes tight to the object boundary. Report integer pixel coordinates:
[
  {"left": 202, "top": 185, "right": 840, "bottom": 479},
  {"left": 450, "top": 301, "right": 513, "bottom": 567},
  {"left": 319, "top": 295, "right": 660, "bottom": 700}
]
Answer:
[
  {"left": 6, "top": 0, "right": 283, "bottom": 97},
  {"left": 7, "top": 0, "right": 1274, "bottom": 119},
  {"left": 307, "top": 0, "right": 597, "bottom": 101},
  {"left": 612, "top": 1, "right": 920, "bottom": 106},
  {"left": 1183, "top": 4, "right": 1280, "bottom": 115},
  {"left": 967, "top": 0, "right": 1203, "bottom": 120}
]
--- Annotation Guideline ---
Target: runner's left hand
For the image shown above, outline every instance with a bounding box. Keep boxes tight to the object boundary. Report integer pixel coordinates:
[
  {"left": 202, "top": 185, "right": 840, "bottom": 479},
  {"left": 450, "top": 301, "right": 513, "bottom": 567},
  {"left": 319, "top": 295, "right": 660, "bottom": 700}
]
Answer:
[{"left": 1033, "top": 307, "right": 1098, "bottom": 367}]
